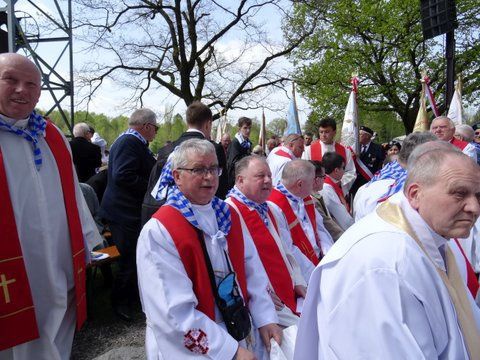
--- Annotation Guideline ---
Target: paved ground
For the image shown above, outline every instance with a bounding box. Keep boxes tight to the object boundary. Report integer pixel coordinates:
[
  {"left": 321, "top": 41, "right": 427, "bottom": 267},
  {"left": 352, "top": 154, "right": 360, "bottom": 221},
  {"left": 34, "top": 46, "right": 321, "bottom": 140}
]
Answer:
[{"left": 71, "top": 267, "right": 146, "bottom": 360}]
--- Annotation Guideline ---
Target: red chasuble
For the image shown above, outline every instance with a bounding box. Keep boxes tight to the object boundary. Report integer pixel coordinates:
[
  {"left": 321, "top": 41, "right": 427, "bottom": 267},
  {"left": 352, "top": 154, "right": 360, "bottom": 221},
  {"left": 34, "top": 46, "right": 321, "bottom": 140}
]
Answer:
[
  {"left": 153, "top": 205, "right": 248, "bottom": 321},
  {"left": 0, "top": 121, "right": 86, "bottom": 351},
  {"left": 310, "top": 141, "right": 347, "bottom": 163},
  {"left": 450, "top": 137, "right": 469, "bottom": 151},
  {"left": 324, "top": 176, "right": 351, "bottom": 213},
  {"left": 268, "top": 189, "right": 319, "bottom": 265},
  {"left": 453, "top": 239, "right": 479, "bottom": 298},
  {"left": 229, "top": 197, "right": 298, "bottom": 315}
]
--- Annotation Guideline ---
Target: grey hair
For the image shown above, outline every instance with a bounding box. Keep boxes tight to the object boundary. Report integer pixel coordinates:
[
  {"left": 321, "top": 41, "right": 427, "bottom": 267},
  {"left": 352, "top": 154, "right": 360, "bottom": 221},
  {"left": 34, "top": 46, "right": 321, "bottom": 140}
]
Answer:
[
  {"left": 128, "top": 108, "right": 157, "bottom": 126},
  {"left": 405, "top": 147, "right": 471, "bottom": 189},
  {"left": 171, "top": 139, "right": 216, "bottom": 169},
  {"left": 430, "top": 116, "right": 455, "bottom": 129},
  {"left": 281, "top": 159, "right": 315, "bottom": 186},
  {"left": 397, "top": 131, "right": 436, "bottom": 164},
  {"left": 407, "top": 141, "right": 459, "bottom": 169},
  {"left": 455, "top": 124, "right": 475, "bottom": 142},
  {"left": 235, "top": 155, "right": 267, "bottom": 180},
  {"left": 73, "top": 122, "right": 91, "bottom": 137},
  {"left": 284, "top": 133, "right": 303, "bottom": 145}
]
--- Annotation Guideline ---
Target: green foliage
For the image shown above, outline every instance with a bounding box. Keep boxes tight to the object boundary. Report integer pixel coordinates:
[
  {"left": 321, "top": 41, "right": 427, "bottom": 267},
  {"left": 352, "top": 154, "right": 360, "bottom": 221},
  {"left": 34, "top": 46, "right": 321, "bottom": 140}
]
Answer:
[
  {"left": 289, "top": 0, "right": 480, "bottom": 134},
  {"left": 267, "top": 118, "right": 288, "bottom": 137}
]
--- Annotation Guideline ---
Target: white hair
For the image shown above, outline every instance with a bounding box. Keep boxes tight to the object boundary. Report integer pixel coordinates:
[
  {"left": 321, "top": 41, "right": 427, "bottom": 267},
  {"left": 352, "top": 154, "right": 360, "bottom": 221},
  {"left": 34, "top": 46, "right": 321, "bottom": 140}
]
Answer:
[
  {"left": 128, "top": 108, "right": 157, "bottom": 126},
  {"left": 72, "top": 122, "right": 90, "bottom": 137},
  {"left": 281, "top": 159, "right": 315, "bottom": 187},
  {"left": 171, "top": 139, "right": 216, "bottom": 169},
  {"left": 455, "top": 124, "right": 475, "bottom": 142}
]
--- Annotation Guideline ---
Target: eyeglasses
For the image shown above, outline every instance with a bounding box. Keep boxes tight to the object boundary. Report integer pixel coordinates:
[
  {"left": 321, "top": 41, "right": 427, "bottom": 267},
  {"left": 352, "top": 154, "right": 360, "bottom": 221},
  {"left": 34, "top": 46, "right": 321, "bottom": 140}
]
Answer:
[
  {"left": 146, "top": 123, "right": 159, "bottom": 132},
  {"left": 177, "top": 166, "right": 223, "bottom": 177},
  {"left": 475, "top": 132, "right": 480, "bottom": 138}
]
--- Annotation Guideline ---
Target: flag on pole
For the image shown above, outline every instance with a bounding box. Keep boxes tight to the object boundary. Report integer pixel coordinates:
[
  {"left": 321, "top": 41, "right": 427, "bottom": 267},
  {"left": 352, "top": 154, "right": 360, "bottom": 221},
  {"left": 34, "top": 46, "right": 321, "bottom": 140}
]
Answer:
[
  {"left": 413, "top": 79, "right": 430, "bottom": 132},
  {"left": 284, "top": 82, "right": 302, "bottom": 135},
  {"left": 447, "top": 77, "right": 463, "bottom": 126},
  {"left": 259, "top": 108, "right": 267, "bottom": 153},
  {"left": 215, "top": 110, "right": 227, "bottom": 143},
  {"left": 341, "top": 75, "right": 359, "bottom": 154},
  {"left": 423, "top": 75, "right": 440, "bottom": 118}
]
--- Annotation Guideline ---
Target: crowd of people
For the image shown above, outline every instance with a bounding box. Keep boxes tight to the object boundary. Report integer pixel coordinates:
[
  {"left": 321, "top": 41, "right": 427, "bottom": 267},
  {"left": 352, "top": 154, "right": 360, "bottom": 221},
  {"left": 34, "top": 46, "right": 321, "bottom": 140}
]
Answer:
[{"left": 2, "top": 53, "right": 480, "bottom": 360}]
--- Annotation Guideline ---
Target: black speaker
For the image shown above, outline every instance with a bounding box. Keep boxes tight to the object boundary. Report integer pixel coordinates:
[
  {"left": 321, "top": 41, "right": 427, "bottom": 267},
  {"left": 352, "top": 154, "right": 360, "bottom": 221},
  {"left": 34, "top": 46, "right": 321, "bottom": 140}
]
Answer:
[{"left": 420, "top": 0, "right": 458, "bottom": 40}]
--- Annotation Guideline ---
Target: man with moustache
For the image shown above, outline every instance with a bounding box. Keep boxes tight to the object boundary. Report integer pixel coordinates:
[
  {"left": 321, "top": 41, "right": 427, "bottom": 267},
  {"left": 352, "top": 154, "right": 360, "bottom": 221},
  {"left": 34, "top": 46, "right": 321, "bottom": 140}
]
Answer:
[
  {"left": 227, "top": 156, "right": 308, "bottom": 326},
  {"left": 0, "top": 53, "right": 101, "bottom": 358},
  {"left": 137, "top": 139, "right": 282, "bottom": 360},
  {"left": 296, "top": 147, "right": 480, "bottom": 359}
]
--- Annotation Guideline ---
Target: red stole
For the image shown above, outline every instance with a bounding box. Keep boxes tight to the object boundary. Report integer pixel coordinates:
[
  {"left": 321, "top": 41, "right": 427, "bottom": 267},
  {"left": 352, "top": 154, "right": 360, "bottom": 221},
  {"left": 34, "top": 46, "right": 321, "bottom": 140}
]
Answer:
[
  {"left": 0, "top": 121, "right": 86, "bottom": 351},
  {"left": 268, "top": 189, "right": 319, "bottom": 265},
  {"left": 310, "top": 141, "right": 347, "bottom": 163},
  {"left": 153, "top": 205, "right": 248, "bottom": 320},
  {"left": 229, "top": 197, "right": 298, "bottom": 315},
  {"left": 303, "top": 196, "right": 323, "bottom": 258},
  {"left": 274, "top": 149, "right": 293, "bottom": 159},
  {"left": 450, "top": 137, "right": 469, "bottom": 151},
  {"left": 453, "top": 239, "right": 479, "bottom": 298},
  {"left": 324, "top": 176, "right": 351, "bottom": 213}
]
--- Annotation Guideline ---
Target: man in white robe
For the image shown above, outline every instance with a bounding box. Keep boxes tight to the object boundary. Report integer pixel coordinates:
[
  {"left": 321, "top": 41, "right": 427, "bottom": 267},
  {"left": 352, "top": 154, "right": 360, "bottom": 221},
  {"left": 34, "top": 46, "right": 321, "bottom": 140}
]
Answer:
[
  {"left": 268, "top": 160, "right": 334, "bottom": 280},
  {"left": 266, "top": 134, "right": 304, "bottom": 185},
  {"left": 302, "top": 117, "right": 356, "bottom": 193},
  {"left": 137, "top": 139, "right": 282, "bottom": 360},
  {"left": 226, "top": 155, "right": 308, "bottom": 326},
  {"left": 295, "top": 147, "right": 480, "bottom": 359},
  {"left": 0, "top": 54, "right": 102, "bottom": 359}
]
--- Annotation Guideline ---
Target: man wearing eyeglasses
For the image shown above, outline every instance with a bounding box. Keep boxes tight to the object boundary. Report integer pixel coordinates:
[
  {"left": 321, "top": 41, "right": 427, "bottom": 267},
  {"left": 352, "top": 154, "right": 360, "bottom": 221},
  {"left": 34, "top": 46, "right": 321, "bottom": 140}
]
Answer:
[
  {"left": 430, "top": 116, "right": 477, "bottom": 162},
  {"left": 100, "top": 108, "right": 157, "bottom": 321},
  {"left": 266, "top": 133, "right": 305, "bottom": 185},
  {"left": 137, "top": 139, "right": 282, "bottom": 360},
  {"left": 455, "top": 124, "right": 480, "bottom": 166}
]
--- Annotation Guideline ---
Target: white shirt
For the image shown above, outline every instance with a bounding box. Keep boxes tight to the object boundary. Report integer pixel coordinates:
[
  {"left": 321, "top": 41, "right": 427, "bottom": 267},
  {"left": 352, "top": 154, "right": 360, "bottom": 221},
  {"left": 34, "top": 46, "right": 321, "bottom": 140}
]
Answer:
[
  {"left": 0, "top": 120, "right": 102, "bottom": 360},
  {"left": 302, "top": 141, "right": 356, "bottom": 193},
  {"left": 462, "top": 142, "right": 477, "bottom": 161},
  {"left": 353, "top": 178, "right": 395, "bottom": 221},
  {"left": 321, "top": 179, "right": 354, "bottom": 231},
  {"left": 295, "top": 192, "right": 480, "bottom": 360},
  {"left": 137, "top": 203, "right": 278, "bottom": 359},
  {"left": 266, "top": 146, "right": 296, "bottom": 185}
]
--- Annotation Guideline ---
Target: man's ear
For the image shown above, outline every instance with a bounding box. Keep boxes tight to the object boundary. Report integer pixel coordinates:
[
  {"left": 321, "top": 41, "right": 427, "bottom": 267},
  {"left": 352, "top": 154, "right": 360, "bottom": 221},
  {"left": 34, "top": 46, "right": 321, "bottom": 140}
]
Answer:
[
  {"left": 172, "top": 169, "right": 181, "bottom": 183},
  {"left": 405, "top": 183, "right": 421, "bottom": 210}
]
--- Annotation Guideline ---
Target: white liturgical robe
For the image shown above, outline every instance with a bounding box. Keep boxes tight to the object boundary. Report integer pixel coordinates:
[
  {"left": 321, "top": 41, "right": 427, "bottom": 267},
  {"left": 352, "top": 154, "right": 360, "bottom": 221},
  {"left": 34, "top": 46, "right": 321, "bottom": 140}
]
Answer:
[
  {"left": 137, "top": 203, "right": 278, "bottom": 360},
  {"left": 295, "top": 192, "right": 480, "bottom": 360},
  {"left": 266, "top": 146, "right": 296, "bottom": 185},
  {"left": 353, "top": 178, "right": 395, "bottom": 221},
  {"left": 0, "top": 118, "right": 102, "bottom": 360},
  {"left": 321, "top": 181, "right": 354, "bottom": 231}
]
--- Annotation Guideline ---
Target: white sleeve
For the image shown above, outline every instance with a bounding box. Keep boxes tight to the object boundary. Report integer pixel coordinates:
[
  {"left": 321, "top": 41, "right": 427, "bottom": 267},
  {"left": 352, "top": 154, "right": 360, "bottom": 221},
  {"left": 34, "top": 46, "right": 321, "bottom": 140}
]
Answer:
[
  {"left": 463, "top": 143, "right": 477, "bottom": 162},
  {"left": 314, "top": 208, "right": 334, "bottom": 254},
  {"left": 268, "top": 202, "right": 315, "bottom": 283},
  {"left": 341, "top": 147, "right": 357, "bottom": 192},
  {"left": 136, "top": 219, "right": 239, "bottom": 359},
  {"left": 321, "top": 186, "right": 354, "bottom": 231}
]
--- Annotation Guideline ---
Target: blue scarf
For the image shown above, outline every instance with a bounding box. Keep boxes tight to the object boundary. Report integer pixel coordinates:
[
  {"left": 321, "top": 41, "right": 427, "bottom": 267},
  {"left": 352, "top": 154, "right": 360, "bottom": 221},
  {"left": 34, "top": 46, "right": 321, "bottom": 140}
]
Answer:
[
  {"left": 166, "top": 185, "right": 231, "bottom": 235},
  {"left": 0, "top": 111, "right": 47, "bottom": 170},
  {"left": 228, "top": 186, "right": 269, "bottom": 226},
  {"left": 114, "top": 128, "right": 153, "bottom": 156},
  {"left": 369, "top": 161, "right": 406, "bottom": 185}
]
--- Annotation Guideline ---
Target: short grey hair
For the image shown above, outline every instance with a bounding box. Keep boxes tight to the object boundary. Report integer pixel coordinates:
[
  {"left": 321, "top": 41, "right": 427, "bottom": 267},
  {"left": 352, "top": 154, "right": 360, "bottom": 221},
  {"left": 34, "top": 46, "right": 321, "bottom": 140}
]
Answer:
[
  {"left": 397, "top": 131, "right": 436, "bottom": 164},
  {"left": 235, "top": 155, "right": 266, "bottom": 181},
  {"left": 407, "top": 141, "right": 459, "bottom": 169},
  {"left": 73, "top": 122, "right": 91, "bottom": 137},
  {"left": 284, "top": 133, "right": 303, "bottom": 145},
  {"left": 128, "top": 108, "right": 157, "bottom": 126},
  {"left": 455, "top": 124, "right": 475, "bottom": 142},
  {"left": 430, "top": 116, "right": 455, "bottom": 129},
  {"left": 281, "top": 159, "right": 315, "bottom": 187},
  {"left": 405, "top": 147, "right": 470, "bottom": 189},
  {"left": 171, "top": 139, "right": 216, "bottom": 169}
]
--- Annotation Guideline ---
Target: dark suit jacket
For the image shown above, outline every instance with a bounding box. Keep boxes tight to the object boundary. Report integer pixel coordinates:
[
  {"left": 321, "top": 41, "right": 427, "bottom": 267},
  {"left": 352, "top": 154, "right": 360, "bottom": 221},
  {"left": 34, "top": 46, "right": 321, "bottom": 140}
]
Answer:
[
  {"left": 100, "top": 134, "right": 156, "bottom": 225},
  {"left": 141, "top": 131, "right": 229, "bottom": 225},
  {"left": 226, "top": 137, "right": 251, "bottom": 189},
  {"left": 69, "top": 137, "right": 102, "bottom": 182}
]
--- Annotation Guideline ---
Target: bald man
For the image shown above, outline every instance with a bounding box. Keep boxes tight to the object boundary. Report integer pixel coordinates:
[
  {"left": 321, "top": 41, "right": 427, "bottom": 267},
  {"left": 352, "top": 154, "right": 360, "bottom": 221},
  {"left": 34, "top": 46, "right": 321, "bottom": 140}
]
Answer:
[{"left": 0, "top": 53, "right": 101, "bottom": 359}]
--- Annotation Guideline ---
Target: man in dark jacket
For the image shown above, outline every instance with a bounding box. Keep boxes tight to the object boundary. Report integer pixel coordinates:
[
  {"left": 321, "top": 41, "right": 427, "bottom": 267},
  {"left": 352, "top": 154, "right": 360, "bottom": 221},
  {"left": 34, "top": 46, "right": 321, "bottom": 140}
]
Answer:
[
  {"left": 100, "top": 108, "right": 157, "bottom": 320},
  {"left": 226, "top": 116, "right": 252, "bottom": 188},
  {"left": 69, "top": 122, "right": 102, "bottom": 182},
  {"left": 141, "top": 101, "right": 228, "bottom": 225}
]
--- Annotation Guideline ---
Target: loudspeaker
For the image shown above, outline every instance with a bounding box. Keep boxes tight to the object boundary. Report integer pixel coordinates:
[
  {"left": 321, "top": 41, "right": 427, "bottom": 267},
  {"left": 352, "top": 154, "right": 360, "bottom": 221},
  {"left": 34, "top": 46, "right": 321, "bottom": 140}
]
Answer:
[{"left": 420, "top": 0, "right": 458, "bottom": 40}]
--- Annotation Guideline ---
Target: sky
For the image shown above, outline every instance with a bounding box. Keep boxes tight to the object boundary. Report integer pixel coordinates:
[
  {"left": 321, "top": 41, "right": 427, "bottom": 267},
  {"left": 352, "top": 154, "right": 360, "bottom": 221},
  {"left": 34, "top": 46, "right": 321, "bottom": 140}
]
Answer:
[{"left": 14, "top": 0, "right": 312, "bottom": 128}]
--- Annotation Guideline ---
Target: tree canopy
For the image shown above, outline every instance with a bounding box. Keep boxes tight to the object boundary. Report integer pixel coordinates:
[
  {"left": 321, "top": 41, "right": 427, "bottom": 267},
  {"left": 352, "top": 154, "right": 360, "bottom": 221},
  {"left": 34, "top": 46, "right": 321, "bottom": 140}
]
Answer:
[
  {"left": 288, "top": 0, "right": 480, "bottom": 133},
  {"left": 72, "top": 0, "right": 315, "bottom": 119}
]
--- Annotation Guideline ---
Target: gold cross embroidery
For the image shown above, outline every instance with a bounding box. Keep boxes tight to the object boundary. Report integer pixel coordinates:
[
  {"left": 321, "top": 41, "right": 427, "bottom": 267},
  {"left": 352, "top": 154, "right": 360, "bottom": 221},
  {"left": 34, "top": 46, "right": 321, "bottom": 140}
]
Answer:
[{"left": 0, "top": 273, "right": 16, "bottom": 304}]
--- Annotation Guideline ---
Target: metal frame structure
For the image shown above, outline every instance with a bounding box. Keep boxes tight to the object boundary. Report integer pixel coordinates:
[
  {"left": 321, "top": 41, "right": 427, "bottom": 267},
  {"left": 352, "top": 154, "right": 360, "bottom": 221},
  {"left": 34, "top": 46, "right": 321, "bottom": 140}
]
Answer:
[{"left": 0, "top": 0, "right": 74, "bottom": 134}]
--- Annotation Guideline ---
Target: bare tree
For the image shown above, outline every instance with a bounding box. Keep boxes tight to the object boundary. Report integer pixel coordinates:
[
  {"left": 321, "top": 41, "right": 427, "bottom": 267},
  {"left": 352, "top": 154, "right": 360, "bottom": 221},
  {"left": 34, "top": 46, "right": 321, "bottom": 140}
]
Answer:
[{"left": 72, "top": 0, "right": 315, "bottom": 119}]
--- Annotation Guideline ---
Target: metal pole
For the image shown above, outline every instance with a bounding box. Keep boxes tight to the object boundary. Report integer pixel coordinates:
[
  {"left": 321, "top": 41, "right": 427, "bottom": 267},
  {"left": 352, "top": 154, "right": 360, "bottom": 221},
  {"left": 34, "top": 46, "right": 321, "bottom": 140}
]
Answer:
[
  {"left": 6, "top": 0, "right": 16, "bottom": 52},
  {"left": 445, "top": 30, "right": 455, "bottom": 112}
]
